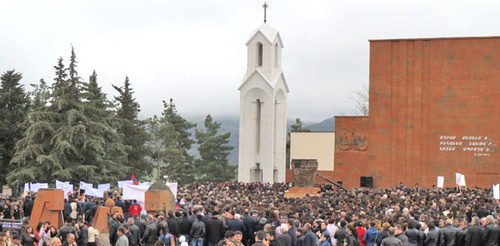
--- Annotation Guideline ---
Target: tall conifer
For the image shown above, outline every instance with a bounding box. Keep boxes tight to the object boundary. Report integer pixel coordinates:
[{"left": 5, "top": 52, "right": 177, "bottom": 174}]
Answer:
[
  {"left": 113, "top": 77, "right": 151, "bottom": 179},
  {"left": 0, "top": 70, "right": 30, "bottom": 185},
  {"left": 149, "top": 99, "right": 196, "bottom": 184},
  {"left": 9, "top": 48, "right": 127, "bottom": 184},
  {"left": 194, "top": 114, "right": 235, "bottom": 182}
]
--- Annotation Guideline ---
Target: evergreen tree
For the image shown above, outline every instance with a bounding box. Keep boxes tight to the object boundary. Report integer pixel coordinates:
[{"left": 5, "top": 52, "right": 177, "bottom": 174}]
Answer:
[
  {"left": 113, "top": 76, "right": 151, "bottom": 179},
  {"left": 80, "top": 70, "right": 129, "bottom": 182},
  {"left": 8, "top": 56, "right": 71, "bottom": 183},
  {"left": 150, "top": 99, "right": 196, "bottom": 185},
  {"left": 8, "top": 47, "right": 128, "bottom": 184},
  {"left": 194, "top": 114, "right": 235, "bottom": 182},
  {"left": 29, "top": 79, "right": 50, "bottom": 110},
  {"left": 0, "top": 70, "right": 31, "bottom": 185}
]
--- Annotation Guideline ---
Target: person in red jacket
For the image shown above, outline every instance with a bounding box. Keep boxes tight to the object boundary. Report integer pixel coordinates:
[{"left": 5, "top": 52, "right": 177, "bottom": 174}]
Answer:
[
  {"left": 129, "top": 200, "right": 142, "bottom": 218},
  {"left": 355, "top": 221, "right": 366, "bottom": 246}
]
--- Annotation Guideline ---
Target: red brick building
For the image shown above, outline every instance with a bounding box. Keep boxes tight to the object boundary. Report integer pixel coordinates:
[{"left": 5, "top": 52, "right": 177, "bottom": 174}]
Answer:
[{"left": 287, "top": 37, "right": 499, "bottom": 188}]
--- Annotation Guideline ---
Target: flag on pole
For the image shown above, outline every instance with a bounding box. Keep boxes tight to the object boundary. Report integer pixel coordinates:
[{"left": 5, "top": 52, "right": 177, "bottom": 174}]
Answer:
[{"left": 131, "top": 175, "right": 138, "bottom": 185}]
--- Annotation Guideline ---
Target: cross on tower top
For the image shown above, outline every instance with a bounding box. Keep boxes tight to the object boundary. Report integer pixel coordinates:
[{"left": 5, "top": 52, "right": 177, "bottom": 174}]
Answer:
[{"left": 263, "top": 2, "right": 268, "bottom": 23}]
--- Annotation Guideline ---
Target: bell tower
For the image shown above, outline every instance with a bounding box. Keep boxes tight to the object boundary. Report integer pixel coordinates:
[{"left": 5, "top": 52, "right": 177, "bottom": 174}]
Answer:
[{"left": 237, "top": 3, "right": 289, "bottom": 183}]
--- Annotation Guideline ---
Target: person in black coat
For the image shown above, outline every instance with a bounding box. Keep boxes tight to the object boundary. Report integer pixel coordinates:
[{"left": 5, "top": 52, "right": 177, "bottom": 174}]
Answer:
[
  {"left": 180, "top": 210, "right": 194, "bottom": 241},
  {"left": 57, "top": 219, "right": 79, "bottom": 243},
  {"left": 277, "top": 224, "right": 292, "bottom": 246},
  {"left": 375, "top": 223, "right": 390, "bottom": 246},
  {"left": 127, "top": 218, "right": 140, "bottom": 246},
  {"left": 455, "top": 219, "right": 468, "bottom": 246},
  {"left": 464, "top": 217, "right": 483, "bottom": 246},
  {"left": 206, "top": 212, "right": 225, "bottom": 246},
  {"left": 475, "top": 204, "right": 490, "bottom": 219},
  {"left": 252, "top": 230, "right": 267, "bottom": 246},
  {"left": 243, "top": 210, "right": 258, "bottom": 245},
  {"left": 1, "top": 203, "right": 11, "bottom": 219},
  {"left": 76, "top": 218, "right": 88, "bottom": 246},
  {"left": 13, "top": 205, "right": 21, "bottom": 220},
  {"left": 167, "top": 211, "right": 181, "bottom": 238},
  {"left": 296, "top": 228, "right": 305, "bottom": 246},
  {"left": 287, "top": 219, "right": 298, "bottom": 246},
  {"left": 114, "top": 197, "right": 126, "bottom": 215},
  {"left": 423, "top": 221, "right": 439, "bottom": 246},
  {"left": 23, "top": 197, "right": 33, "bottom": 218},
  {"left": 109, "top": 215, "right": 124, "bottom": 246},
  {"left": 63, "top": 200, "right": 71, "bottom": 220},
  {"left": 142, "top": 215, "right": 159, "bottom": 246},
  {"left": 333, "top": 221, "right": 349, "bottom": 246},
  {"left": 227, "top": 214, "right": 246, "bottom": 235},
  {"left": 134, "top": 214, "right": 147, "bottom": 239},
  {"left": 191, "top": 214, "right": 206, "bottom": 246},
  {"left": 481, "top": 216, "right": 499, "bottom": 246},
  {"left": 437, "top": 220, "right": 457, "bottom": 246},
  {"left": 303, "top": 223, "right": 318, "bottom": 246},
  {"left": 405, "top": 221, "right": 421, "bottom": 246}
]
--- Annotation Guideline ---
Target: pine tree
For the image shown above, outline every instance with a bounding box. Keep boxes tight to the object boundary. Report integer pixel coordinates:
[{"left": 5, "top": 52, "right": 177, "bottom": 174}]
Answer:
[
  {"left": 151, "top": 99, "right": 196, "bottom": 185},
  {"left": 113, "top": 76, "right": 151, "bottom": 179},
  {"left": 0, "top": 70, "right": 31, "bottom": 185},
  {"left": 194, "top": 114, "right": 235, "bottom": 182},
  {"left": 29, "top": 79, "right": 50, "bottom": 110},
  {"left": 8, "top": 47, "right": 128, "bottom": 184},
  {"left": 8, "top": 57, "right": 69, "bottom": 183},
  {"left": 80, "top": 70, "right": 129, "bottom": 182}
]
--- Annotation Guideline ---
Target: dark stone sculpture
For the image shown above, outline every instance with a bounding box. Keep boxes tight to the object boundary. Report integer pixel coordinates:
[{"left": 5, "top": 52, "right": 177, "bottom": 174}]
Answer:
[{"left": 291, "top": 159, "right": 318, "bottom": 187}]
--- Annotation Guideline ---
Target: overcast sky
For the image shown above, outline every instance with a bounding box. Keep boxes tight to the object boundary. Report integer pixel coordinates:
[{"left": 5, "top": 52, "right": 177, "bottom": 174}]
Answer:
[{"left": 0, "top": 0, "right": 498, "bottom": 122}]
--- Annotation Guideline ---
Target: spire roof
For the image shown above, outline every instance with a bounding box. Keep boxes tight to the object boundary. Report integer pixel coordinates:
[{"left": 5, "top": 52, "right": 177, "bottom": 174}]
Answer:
[{"left": 246, "top": 23, "right": 281, "bottom": 46}]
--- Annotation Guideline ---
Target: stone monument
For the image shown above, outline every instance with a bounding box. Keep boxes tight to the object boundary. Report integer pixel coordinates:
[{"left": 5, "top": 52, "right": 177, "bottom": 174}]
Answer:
[
  {"left": 92, "top": 198, "right": 123, "bottom": 233},
  {"left": 29, "top": 189, "right": 64, "bottom": 229},
  {"left": 144, "top": 181, "right": 176, "bottom": 215},
  {"left": 284, "top": 159, "right": 320, "bottom": 198}
]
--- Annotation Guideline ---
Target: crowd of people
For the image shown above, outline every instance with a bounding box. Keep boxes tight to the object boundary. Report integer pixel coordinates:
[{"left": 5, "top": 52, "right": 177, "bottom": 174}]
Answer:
[{"left": 0, "top": 181, "right": 498, "bottom": 246}]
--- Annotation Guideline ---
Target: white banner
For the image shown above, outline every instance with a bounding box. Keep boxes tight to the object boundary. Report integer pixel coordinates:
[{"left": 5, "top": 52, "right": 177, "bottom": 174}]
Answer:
[
  {"left": 118, "top": 180, "right": 134, "bottom": 188},
  {"left": 24, "top": 183, "right": 30, "bottom": 193},
  {"left": 166, "top": 182, "right": 178, "bottom": 199},
  {"left": 60, "top": 184, "right": 74, "bottom": 199},
  {"left": 139, "top": 182, "right": 150, "bottom": 186},
  {"left": 455, "top": 173, "right": 462, "bottom": 186},
  {"left": 493, "top": 184, "right": 499, "bottom": 200},
  {"left": 459, "top": 174, "right": 466, "bottom": 187},
  {"left": 84, "top": 187, "right": 104, "bottom": 198},
  {"left": 56, "top": 180, "right": 70, "bottom": 189},
  {"left": 98, "top": 183, "right": 111, "bottom": 192},
  {"left": 437, "top": 176, "right": 444, "bottom": 188},
  {"left": 123, "top": 184, "right": 149, "bottom": 202},
  {"left": 122, "top": 182, "right": 178, "bottom": 203},
  {"left": 79, "top": 181, "right": 93, "bottom": 190},
  {"left": 31, "top": 183, "right": 49, "bottom": 193}
]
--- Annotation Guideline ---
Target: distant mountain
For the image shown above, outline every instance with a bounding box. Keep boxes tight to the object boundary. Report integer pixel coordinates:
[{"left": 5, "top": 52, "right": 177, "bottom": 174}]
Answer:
[
  {"left": 305, "top": 117, "right": 335, "bottom": 132},
  {"left": 186, "top": 115, "right": 335, "bottom": 166}
]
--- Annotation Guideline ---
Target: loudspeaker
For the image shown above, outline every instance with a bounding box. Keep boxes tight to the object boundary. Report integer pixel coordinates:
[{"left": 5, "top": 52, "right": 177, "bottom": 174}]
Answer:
[{"left": 360, "top": 176, "right": 373, "bottom": 188}]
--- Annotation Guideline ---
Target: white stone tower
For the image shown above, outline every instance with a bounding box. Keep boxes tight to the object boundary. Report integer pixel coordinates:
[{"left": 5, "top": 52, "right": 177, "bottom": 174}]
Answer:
[{"left": 237, "top": 7, "right": 289, "bottom": 183}]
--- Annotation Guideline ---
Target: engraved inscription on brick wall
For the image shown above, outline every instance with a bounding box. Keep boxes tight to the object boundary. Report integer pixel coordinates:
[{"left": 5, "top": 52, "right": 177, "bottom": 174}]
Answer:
[{"left": 438, "top": 135, "right": 495, "bottom": 157}]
